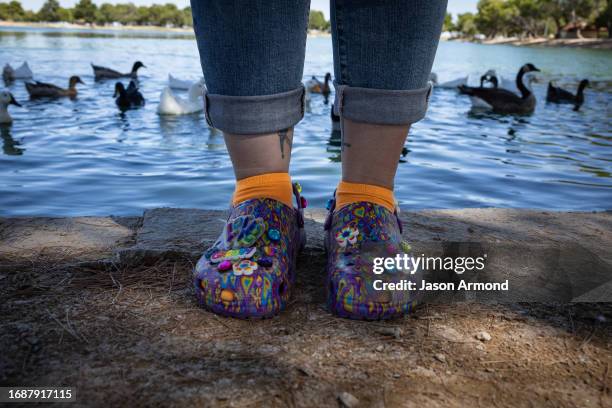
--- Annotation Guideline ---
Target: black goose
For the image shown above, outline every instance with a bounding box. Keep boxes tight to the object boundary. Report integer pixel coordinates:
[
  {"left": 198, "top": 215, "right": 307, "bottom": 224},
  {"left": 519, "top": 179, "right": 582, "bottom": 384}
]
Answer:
[
  {"left": 546, "top": 79, "right": 589, "bottom": 111},
  {"left": 479, "top": 70, "right": 499, "bottom": 88},
  {"left": 458, "top": 63, "right": 540, "bottom": 115},
  {"left": 114, "top": 80, "right": 145, "bottom": 110},
  {"left": 92, "top": 61, "right": 145, "bottom": 80}
]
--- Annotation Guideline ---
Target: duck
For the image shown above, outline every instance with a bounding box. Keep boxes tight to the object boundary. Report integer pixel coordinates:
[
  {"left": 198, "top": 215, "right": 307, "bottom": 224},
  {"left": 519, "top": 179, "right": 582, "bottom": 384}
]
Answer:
[
  {"left": 0, "top": 90, "right": 21, "bottom": 124},
  {"left": 458, "top": 63, "right": 541, "bottom": 115},
  {"left": 168, "top": 73, "right": 204, "bottom": 90},
  {"left": 114, "top": 80, "right": 145, "bottom": 110},
  {"left": 2, "top": 62, "right": 33, "bottom": 81},
  {"left": 546, "top": 79, "right": 589, "bottom": 111},
  {"left": 25, "top": 76, "right": 84, "bottom": 98},
  {"left": 92, "top": 61, "right": 145, "bottom": 80},
  {"left": 158, "top": 79, "right": 205, "bottom": 115},
  {"left": 306, "top": 73, "right": 332, "bottom": 96},
  {"left": 433, "top": 73, "right": 470, "bottom": 89}
]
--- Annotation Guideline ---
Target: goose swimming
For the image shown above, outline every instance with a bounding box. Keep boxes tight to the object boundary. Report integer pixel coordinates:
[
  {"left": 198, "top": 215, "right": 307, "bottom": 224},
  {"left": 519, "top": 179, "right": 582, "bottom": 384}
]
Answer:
[
  {"left": 0, "top": 90, "right": 21, "bottom": 124},
  {"left": 458, "top": 63, "right": 540, "bottom": 115},
  {"left": 546, "top": 79, "right": 589, "bottom": 111},
  {"left": 306, "top": 73, "right": 332, "bottom": 96},
  {"left": 433, "top": 69, "right": 502, "bottom": 90},
  {"left": 92, "top": 61, "right": 145, "bottom": 80},
  {"left": 158, "top": 79, "right": 205, "bottom": 115},
  {"left": 114, "top": 80, "right": 145, "bottom": 110},
  {"left": 25, "top": 76, "right": 84, "bottom": 98},
  {"left": 3, "top": 62, "right": 33, "bottom": 81},
  {"left": 482, "top": 69, "right": 533, "bottom": 93}
]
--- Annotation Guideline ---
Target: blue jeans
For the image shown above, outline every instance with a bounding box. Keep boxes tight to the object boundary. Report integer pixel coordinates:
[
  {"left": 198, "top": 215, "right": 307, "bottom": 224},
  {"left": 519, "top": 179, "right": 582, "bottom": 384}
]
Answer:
[{"left": 191, "top": 0, "right": 447, "bottom": 134}]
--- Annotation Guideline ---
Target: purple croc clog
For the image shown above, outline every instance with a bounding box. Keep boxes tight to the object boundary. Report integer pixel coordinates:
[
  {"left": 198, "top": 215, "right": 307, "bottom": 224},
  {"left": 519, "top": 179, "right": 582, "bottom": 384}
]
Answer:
[
  {"left": 324, "top": 196, "right": 422, "bottom": 320},
  {"left": 194, "top": 183, "right": 306, "bottom": 319}
]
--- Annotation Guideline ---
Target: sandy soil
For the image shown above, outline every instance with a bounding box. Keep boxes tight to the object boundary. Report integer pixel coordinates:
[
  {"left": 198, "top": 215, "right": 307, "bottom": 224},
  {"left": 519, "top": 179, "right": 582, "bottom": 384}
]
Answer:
[{"left": 1, "top": 253, "right": 610, "bottom": 407}]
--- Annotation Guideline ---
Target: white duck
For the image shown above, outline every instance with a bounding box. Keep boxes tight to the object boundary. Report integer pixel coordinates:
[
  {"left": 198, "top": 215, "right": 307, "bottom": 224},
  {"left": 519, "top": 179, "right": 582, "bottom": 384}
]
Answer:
[
  {"left": 158, "top": 79, "right": 206, "bottom": 115},
  {"left": 0, "top": 90, "right": 22, "bottom": 124},
  {"left": 168, "top": 74, "right": 204, "bottom": 90},
  {"left": 3, "top": 62, "right": 34, "bottom": 81},
  {"left": 433, "top": 72, "right": 471, "bottom": 89}
]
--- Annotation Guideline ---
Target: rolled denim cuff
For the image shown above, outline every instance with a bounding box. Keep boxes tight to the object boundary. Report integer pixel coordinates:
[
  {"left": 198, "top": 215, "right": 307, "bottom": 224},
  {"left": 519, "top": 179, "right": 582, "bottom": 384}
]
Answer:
[
  {"left": 333, "top": 82, "right": 433, "bottom": 126},
  {"left": 203, "top": 86, "right": 305, "bottom": 135}
]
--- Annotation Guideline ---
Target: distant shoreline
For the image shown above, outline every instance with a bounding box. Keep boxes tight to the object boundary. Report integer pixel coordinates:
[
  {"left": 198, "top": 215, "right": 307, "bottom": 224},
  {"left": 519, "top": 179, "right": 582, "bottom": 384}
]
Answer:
[
  {"left": 0, "top": 21, "right": 331, "bottom": 37},
  {"left": 446, "top": 36, "right": 612, "bottom": 50},
  {"left": 3, "top": 22, "right": 608, "bottom": 47}
]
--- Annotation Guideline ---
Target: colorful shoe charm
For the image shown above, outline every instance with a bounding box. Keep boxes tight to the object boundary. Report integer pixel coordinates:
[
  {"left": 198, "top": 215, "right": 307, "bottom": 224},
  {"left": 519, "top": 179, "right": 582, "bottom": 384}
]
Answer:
[
  {"left": 194, "top": 183, "right": 306, "bottom": 319},
  {"left": 324, "top": 198, "right": 422, "bottom": 320}
]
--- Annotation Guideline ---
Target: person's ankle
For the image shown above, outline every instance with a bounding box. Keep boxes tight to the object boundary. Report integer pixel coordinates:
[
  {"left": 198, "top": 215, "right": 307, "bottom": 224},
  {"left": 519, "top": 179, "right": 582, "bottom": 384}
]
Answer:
[
  {"left": 233, "top": 172, "right": 293, "bottom": 208},
  {"left": 335, "top": 180, "right": 395, "bottom": 213}
]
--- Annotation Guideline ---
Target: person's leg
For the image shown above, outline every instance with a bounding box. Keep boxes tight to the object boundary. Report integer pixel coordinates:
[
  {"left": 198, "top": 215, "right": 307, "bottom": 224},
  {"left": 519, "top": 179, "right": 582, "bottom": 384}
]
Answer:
[
  {"left": 326, "top": 0, "right": 447, "bottom": 320},
  {"left": 332, "top": 0, "right": 447, "bottom": 207},
  {"left": 191, "top": 0, "right": 310, "bottom": 318},
  {"left": 192, "top": 0, "right": 309, "bottom": 206}
]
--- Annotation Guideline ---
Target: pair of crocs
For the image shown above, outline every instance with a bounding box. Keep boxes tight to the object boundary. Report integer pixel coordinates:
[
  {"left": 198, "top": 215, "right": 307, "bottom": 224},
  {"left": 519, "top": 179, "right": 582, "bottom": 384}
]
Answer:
[{"left": 194, "top": 184, "right": 420, "bottom": 320}]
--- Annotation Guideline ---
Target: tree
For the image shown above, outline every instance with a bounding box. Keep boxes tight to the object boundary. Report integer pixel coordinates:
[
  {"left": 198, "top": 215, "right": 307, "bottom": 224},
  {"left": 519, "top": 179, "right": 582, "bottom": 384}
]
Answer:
[
  {"left": 97, "top": 3, "right": 116, "bottom": 24},
  {"left": 443, "top": 12, "right": 454, "bottom": 31},
  {"left": 136, "top": 6, "right": 150, "bottom": 25},
  {"left": 73, "top": 0, "right": 98, "bottom": 24},
  {"left": 111, "top": 3, "right": 139, "bottom": 25},
  {"left": 594, "top": 0, "right": 611, "bottom": 37},
  {"left": 182, "top": 6, "right": 192, "bottom": 27},
  {"left": 308, "top": 10, "right": 330, "bottom": 31},
  {"left": 0, "top": 1, "right": 26, "bottom": 21},
  {"left": 456, "top": 12, "right": 479, "bottom": 36},
  {"left": 475, "top": 0, "right": 518, "bottom": 37},
  {"left": 541, "top": 0, "right": 602, "bottom": 37},
  {"left": 37, "top": 0, "right": 62, "bottom": 22},
  {"left": 508, "top": 0, "right": 547, "bottom": 37}
]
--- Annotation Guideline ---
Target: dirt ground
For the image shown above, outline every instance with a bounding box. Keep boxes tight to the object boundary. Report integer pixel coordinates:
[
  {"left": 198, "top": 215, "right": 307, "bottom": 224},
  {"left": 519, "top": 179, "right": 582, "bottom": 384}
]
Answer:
[{"left": 1, "top": 249, "right": 611, "bottom": 408}]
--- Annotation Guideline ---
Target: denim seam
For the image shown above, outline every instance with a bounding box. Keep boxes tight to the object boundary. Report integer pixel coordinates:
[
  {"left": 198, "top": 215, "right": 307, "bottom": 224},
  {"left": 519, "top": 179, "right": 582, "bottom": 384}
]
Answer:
[{"left": 335, "top": 1, "right": 350, "bottom": 86}]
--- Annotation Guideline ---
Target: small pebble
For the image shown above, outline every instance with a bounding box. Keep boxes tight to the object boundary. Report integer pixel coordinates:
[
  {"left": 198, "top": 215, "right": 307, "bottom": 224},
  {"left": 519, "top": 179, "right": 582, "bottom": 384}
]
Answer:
[
  {"left": 375, "top": 345, "right": 384, "bottom": 352},
  {"left": 434, "top": 353, "right": 446, "bottom": 363},
  {"left": 376, "top": 327, "right": 401, "bottom": 339},
  {"left": 476, "top": 331, "right": 492, "bottom": 342},
  {"left": 338, "top": 392, "right": 359, "bottom": 408},
  {"left": 393, "top": 373, "right": 401, "bottom": 379}
]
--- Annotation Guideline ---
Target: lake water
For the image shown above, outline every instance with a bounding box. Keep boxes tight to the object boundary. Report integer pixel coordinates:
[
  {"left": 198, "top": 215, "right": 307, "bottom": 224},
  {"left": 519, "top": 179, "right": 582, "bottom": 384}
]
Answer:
[{"left": 1, "top": 27, "right": 611, "bottom": 216}]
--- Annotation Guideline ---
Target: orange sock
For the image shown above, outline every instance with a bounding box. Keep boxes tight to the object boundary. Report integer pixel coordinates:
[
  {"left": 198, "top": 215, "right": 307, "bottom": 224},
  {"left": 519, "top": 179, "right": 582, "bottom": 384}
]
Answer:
[
  {"left": 232, "top": 173, "right": 293, "bottom": 208},
  {"left": 335, "top": 181, "right": 396, "bottom": 213}
]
